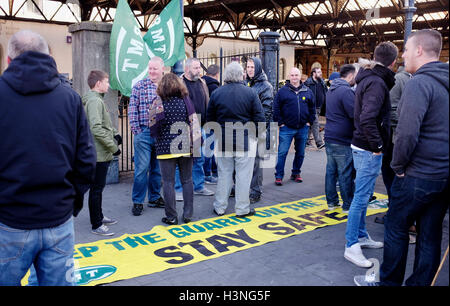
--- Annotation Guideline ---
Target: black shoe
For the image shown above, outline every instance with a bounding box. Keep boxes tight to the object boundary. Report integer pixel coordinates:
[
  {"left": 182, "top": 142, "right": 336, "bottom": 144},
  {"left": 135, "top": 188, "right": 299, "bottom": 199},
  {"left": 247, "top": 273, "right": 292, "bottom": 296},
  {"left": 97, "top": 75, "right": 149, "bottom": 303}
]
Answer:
[
  {"left": 183, "top": 217, "right": 192, "bottom": 223},
  {"left": 374, "top": 213, "right": 386, "bottom": 224},
  {"left": 249, "top": 196, "right": 261, "bottom": 204},
  {"left": 132, "top": 203, "right": 143, "bottom": 216},
  {"left": 236, "top": 208, "right": 256, "bottom": 218},
  {"left": 213, "top": 208, "right": 224, "bottom": 216},
  {"left": 148, "top": 197, "right": 165, "bottom": 208},
  {"left": 162, "top": 217, "right": 178, "bottom": 225}
]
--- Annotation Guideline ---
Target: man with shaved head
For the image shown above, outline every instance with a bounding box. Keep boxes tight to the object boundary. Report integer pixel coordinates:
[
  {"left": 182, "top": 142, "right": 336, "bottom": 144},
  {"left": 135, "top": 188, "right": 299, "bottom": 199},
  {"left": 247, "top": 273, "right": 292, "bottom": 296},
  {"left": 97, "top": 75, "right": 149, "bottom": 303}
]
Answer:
[
  {"left": 273, "top": 67, "right": 315, "bottom": 186},
  {"left": 354, "top": 29, "right": 449, "bottom": 286},
  {"left": 128, "top": 56, "right": 166, "bottom": 216},
  {"left": 0, "top": 30, "right": 96, "bottom": 285}
]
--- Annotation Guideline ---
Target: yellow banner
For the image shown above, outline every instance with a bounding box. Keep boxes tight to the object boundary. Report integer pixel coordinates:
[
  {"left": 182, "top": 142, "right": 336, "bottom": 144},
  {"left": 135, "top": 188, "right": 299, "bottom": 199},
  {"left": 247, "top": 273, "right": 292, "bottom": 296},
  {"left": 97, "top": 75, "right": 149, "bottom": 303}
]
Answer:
[{"left": 28, "top": 193, "right": 389, "bottom": 286}]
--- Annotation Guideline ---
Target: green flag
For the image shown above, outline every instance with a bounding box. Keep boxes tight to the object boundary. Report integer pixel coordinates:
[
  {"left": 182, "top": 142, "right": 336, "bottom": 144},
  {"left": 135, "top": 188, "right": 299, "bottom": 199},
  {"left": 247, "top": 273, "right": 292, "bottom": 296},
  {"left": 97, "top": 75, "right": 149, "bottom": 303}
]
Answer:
[
  {"left": 143, "top": 0, "right": 186, "bottom": 67},
  {"left": 109, "top": 0, "right": 149, "bottom": 97}
]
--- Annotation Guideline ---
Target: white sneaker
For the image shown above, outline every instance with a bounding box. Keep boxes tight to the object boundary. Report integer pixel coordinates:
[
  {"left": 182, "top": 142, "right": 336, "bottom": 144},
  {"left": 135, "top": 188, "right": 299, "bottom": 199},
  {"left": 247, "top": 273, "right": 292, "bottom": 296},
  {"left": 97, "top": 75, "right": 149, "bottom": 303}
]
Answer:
[
  {"left": 91, "top": 224, "right": 114, "bottom": 236},
  {"left": 359, "top": 234, "right": 384, "bottom": 249},
  {"left": 194, "top": 187, "right": 215, "bottom": 196},
  {"left": 344, "top": 243, "right": 373, "bottom": 268},
  {"left": 176, "top": 192, "right": 184, "bottom": 201}
]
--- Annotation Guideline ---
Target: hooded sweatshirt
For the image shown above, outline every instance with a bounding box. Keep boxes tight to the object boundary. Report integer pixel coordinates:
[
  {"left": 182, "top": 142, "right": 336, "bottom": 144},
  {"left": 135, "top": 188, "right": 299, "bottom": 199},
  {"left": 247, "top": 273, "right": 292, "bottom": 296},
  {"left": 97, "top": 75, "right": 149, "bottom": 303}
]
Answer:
[
  {"left": 351, "top": 58, "right": 396, "bottom": 153},
  {"left": 0, "top": 51, "right": 96, "bottom": 229},
  {"left": 247, "top": 57, "right": 274, "bottom": 121},
  {"left": 391, "top": 61, "right": 449, "bottom": 179},
  {"left": 324, "top": 78, "right": 355, "bottom": 146}
]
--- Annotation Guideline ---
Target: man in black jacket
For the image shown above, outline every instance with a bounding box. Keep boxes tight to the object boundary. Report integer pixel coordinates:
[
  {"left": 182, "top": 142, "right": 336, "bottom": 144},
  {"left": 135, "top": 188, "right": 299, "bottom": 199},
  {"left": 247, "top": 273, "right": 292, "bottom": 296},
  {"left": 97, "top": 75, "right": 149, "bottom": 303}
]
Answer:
[
  {"left": 344, "top": 42, "right": 398, "bottom": 269},
  {"left": 0, "top": 30, "right": 96, "bottom": 285},
  {"left": 305, "top": 68, "right": 327, "bottom": 149},
  {"left": 207, "top": 62, "right": 265, "bottom": 218},
  {"left": 202, "top": 64, "right": 220, "bottom": 184},
  {"left": 355, "top": 29, "right": 449, "bottom": 287},
  {"left": 246, "top": 57, "right": 274, "bottom": 203}
]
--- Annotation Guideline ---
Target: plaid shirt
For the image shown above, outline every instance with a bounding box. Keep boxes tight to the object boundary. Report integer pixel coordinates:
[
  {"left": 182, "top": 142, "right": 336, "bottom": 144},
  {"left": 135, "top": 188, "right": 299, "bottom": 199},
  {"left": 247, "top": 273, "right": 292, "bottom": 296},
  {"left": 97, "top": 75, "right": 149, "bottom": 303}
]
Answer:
[{"left": 128, "top": 77, "right": 158, "bottom": 135}]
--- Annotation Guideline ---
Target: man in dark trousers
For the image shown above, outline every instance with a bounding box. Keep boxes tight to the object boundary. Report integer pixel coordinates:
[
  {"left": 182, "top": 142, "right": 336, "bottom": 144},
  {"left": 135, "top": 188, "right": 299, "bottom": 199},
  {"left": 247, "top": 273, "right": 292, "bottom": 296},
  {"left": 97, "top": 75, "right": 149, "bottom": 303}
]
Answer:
[
  {"left": 246, "top": 57, "right": 274, "bottom": 203},
  {"left": 202, "top": 64, "right": 220, "bottom": 184},
  {"left": 355, "top": 29, "right": 449, "bottom": 287},
  {"left": 0, "top": 30, "right": 96, "bottom": 285},
  {"left": 344, "top": 42, "right": 398, "bottom": 268},
  {"left": 305, "top": 67, "right": 327, "bottom": 149}
]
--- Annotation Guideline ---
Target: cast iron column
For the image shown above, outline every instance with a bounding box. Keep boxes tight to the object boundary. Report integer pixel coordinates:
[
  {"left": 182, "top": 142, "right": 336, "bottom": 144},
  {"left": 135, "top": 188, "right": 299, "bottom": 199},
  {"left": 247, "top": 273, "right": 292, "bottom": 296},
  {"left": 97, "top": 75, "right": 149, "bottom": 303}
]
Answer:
[
  {"left": 258, "top": 31, "right": 280, "bottom": 93},
  {"left": 403, "top": 0, "right": 416, "bottom": 45}
]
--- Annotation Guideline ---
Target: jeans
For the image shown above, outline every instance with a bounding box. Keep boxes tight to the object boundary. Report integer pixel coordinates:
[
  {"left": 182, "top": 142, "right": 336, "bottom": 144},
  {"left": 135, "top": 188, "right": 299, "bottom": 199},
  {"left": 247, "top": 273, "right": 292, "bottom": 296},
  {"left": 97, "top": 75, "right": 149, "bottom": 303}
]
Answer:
[
  {"left": 380, "top": 175, "right": 449, "bottom": 286},
  {"left": 88, "top": 161, "right": 110, "bottom": 230},
  {"left": 0, "top": 217, "right": 75, "bottom": 286},
  {"left": 203, "top": 131, "right": 217, "bottom": 177},
  {"left": 308, "top": 109, "right": 324, "bottom": 147},
  {"left": 175, "top": 130, "right": 207, "bottom": 192},
  {"left": 159, "top": 157, "right": 193, "bottom": 220},
  {"left": 213, "top": 153, "right": 256, "bottom": 216},
  {"left": 275, "top": 125, "right": 309, "bottom": 179},
  {"left": 325, "top": 143, "right": 355, "bottom": 210},
  {"left": 345, "top": 149, "right": 383, "bottom": 248},
  {"left": 132, "top": 127, "right": 162, "bottom": 204},
  {"left": 175, "top": 155, "right": 205, "bottom": 192}
]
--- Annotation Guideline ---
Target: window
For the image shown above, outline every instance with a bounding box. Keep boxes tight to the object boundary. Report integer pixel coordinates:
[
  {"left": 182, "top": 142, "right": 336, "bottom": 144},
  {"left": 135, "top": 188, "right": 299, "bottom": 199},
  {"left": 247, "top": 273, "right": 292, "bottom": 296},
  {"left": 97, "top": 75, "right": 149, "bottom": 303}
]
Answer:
[{"left": 279, "top": 58, "right": 286, "bottom": 80}]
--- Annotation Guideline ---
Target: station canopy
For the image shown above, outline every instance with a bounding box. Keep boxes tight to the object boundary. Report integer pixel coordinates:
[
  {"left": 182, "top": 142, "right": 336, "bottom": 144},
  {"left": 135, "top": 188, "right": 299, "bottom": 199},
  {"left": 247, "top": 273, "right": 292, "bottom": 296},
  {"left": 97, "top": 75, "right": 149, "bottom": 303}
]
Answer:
[{"left": 0, "top": 0, "right": 448, "bottom": 53}]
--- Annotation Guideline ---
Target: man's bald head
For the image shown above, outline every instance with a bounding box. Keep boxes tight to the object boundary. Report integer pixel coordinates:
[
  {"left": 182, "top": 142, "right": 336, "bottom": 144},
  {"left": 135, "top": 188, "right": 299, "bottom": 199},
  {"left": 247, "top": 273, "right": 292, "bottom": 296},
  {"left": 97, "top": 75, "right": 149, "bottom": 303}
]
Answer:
[
  {"left": 7, "top": 30, "right": 49, "bottom": 61},
  {"left": 289, "top": 67, "right": 301, "bottom": 87}
]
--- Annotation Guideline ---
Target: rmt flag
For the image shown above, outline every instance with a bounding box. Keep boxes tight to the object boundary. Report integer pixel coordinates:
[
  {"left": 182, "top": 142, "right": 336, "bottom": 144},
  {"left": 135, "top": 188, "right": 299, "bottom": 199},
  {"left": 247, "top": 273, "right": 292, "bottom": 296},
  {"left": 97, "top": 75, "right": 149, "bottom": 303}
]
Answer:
[
  {"left": 110, "top": 0, "right": 185, "bottom": 96},
  {"left": 143, "top": 0, "right": 186, "bottom": 67}
]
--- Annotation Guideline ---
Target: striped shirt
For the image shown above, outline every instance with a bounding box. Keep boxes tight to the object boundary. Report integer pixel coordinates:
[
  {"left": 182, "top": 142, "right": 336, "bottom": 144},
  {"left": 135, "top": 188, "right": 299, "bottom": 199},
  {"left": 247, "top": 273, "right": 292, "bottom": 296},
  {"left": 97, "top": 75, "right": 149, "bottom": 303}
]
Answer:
[{"left": 128, "top": 77, "right": 158, "bottom": 135}]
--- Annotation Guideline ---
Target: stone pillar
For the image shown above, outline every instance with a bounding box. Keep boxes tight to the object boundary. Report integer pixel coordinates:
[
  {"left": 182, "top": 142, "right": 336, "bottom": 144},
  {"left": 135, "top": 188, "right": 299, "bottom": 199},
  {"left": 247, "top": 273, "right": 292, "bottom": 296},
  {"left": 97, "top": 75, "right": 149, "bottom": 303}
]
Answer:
[
  {"left": 68, "top": 21, "right": 120, "bottom": 184},
  {"left": 258, "top": 31, "right": 280, "bottom": 93}
]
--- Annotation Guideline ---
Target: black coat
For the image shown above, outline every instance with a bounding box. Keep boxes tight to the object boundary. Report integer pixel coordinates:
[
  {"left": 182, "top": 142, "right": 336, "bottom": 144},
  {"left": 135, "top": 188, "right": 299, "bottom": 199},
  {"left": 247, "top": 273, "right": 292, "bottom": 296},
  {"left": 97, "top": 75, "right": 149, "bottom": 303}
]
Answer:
[
  {"left": 202, "top": 75, "right": 220, "bottom": 96},
  {"left": 246, "top": 57, "right": 274, "bottom": 122},
  {"left": 351, "top": 60, "right": 396, "bottom": 153},
  {"left": 0, "top": 51, "right": 96, "bottom": 229},
  {"left": 206, "top": 81, "right": 266, "bottom": 152}
]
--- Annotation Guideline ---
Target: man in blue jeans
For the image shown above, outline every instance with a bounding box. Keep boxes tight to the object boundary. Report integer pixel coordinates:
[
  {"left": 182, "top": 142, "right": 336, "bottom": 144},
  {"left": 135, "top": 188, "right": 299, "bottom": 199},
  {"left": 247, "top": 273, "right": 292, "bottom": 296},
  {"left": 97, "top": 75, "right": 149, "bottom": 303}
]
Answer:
[
  {"left": 354, "top": 29, "right": 449, "bottom": 286},
  {"left": 273, "top": 68, "right": 315, "bottom": 185},
  {"left": 324, "top": 64, "right": 357, "bottom": 212},
  {"left": 129, "top": 57, "right": 165, "bottom": 216},
  {"left": 344, "top": 42, "right": 398, "bottom": 268},
  {"left": 0, "top": 30, "right": 96, "bottom": 285}
]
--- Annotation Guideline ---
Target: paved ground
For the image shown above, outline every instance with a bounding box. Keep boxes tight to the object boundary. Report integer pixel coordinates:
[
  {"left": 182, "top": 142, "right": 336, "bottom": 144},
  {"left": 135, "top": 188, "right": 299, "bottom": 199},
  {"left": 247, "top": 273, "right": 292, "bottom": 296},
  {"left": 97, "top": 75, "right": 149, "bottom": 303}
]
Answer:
[{"left": 73, "top": 145, "right": 449, "bottom": 287}]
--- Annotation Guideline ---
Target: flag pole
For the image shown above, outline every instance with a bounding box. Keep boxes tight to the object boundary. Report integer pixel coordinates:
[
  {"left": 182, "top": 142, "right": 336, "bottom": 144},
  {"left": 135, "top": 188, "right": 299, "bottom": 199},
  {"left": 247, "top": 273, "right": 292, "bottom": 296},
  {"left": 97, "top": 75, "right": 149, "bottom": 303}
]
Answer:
[{"left": 171, "top": 0, "right": 185, "bottom": 76}]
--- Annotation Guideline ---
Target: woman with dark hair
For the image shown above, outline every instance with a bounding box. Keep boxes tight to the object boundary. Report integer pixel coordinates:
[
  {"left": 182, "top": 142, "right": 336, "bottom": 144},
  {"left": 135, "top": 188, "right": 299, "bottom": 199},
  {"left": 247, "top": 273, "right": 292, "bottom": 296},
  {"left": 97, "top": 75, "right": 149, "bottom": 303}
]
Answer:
[{"left": 149, "top": 73, "right": 201, "bottom": 225}]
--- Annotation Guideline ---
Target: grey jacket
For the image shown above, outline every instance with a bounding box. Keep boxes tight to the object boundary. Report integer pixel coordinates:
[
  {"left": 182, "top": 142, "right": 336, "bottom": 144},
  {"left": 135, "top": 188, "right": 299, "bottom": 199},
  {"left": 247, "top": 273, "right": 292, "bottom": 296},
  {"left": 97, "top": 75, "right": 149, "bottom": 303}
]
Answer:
[
  {"left": 389, "top": 66, "right": 412, "bottom": 128},
  {"left": 391, "top": 61, "right": 449, "bottom": 179}
]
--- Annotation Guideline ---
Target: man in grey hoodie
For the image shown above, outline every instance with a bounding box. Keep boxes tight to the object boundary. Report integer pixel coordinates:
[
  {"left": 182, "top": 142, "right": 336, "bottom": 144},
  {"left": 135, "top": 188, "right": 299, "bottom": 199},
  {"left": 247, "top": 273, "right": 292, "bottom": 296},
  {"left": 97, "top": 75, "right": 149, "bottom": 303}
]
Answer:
[{"left": 354, "top": 29, "right": 449, "bottom": 286}]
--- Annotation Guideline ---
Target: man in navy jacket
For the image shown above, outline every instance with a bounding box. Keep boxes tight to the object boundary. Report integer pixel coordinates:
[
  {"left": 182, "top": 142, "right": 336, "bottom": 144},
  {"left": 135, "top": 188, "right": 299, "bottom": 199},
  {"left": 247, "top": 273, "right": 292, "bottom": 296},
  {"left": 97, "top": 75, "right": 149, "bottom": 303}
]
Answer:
[
  {"left": 273, "top": 67, "right": 315, "bottom": 186},
  {"left": 0, "top": 30, "right": 96, "bottom": 286},
  {"left": 324, "top": 64, "right": 357, "bottom": 212}
]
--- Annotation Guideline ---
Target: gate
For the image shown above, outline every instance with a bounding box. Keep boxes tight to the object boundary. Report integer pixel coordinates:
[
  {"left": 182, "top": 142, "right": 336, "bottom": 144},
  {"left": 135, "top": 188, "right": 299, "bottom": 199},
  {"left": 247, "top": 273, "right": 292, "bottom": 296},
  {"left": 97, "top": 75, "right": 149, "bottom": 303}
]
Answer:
[{"left": 117, "top": 48, "right": 278, "bottom": 174}]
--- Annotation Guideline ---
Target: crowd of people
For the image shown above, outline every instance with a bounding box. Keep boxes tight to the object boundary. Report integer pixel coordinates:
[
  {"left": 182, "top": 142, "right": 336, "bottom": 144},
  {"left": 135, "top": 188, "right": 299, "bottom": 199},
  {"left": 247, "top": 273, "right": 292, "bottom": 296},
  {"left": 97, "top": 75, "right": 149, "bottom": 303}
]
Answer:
[{"left": 0, "top": 28, "right": 448, "bottom": 286}]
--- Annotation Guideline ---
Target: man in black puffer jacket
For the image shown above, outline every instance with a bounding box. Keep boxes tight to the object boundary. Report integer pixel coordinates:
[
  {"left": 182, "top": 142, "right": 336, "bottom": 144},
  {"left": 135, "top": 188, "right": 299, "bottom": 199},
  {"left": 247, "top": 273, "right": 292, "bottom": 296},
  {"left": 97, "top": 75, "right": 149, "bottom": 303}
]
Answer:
[
  {"left": 246, "top": 57, "right": 274, "bottom": 203},
  {"left": 344, "top": 42, "right": 398, "bottom": 269}
]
